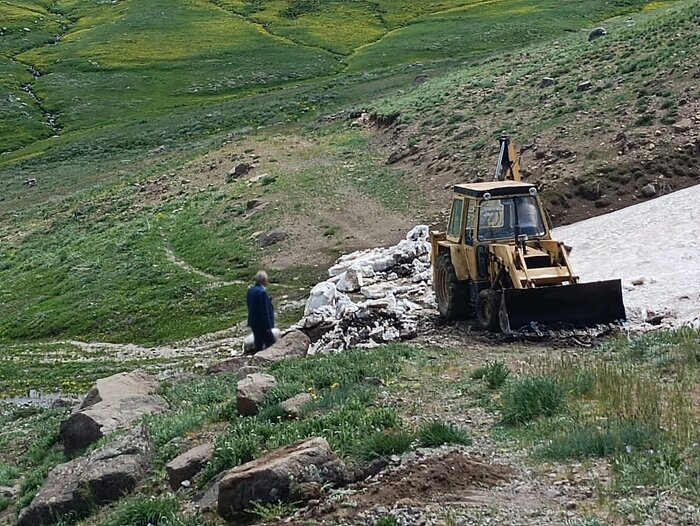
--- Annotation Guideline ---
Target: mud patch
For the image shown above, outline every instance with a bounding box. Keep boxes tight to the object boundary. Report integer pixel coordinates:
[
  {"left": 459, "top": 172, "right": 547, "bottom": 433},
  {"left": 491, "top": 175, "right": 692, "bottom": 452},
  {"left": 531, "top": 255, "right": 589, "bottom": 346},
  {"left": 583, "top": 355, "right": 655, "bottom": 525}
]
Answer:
[{"left": 355, "top": 452, "right": 512, "bottom": 508}]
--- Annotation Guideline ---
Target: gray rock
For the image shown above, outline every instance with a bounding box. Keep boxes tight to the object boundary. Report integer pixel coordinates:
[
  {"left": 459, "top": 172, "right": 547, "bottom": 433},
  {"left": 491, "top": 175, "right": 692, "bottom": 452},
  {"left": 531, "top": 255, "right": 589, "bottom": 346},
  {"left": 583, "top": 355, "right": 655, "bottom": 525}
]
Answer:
[
  {"left": 539, "top": 77, "right": 555, "bottom": 88},
  {"left": 641, "top": 183, "right": 657, "bottom": 198},
  {"left": 60, "top": 370, "right": 168, "bottom": 454},
  {"left": 236, "top": 365, "right": 262, "bottom": 379},
  {"left": 280, "top": 393, "right": 313, "bottom": 419},
  {"left": 0, "top": 485, "right": 18, "bottom": 498},
  {"left": 230, "top": 162, "right": 254, "bottom": 178},
  {"left": 259, "top": 229, "right": 287, "bottom": 247},
  {"left": 246, "top": 199, "right": 263, "bottom": 211},
  {"left": 588, "top": 27, "right": 607, "bottom": 41},
  {"left": 166, "top": 443, "right": 214, "bottom": 491},
  {"left": 336, "top": 266, "right": 364, "bottom": 293},
  {"left": 216, "top": 437, "right": 347, "bottom": 519},
  {"left": 576, "top": 80, "right": 593, "bottom": 92},
  {"left": 236, "top": 373, "right": 277, "bottom": 416},
  {"left": 17, "top": 426, "right": 151, "bottom": 526},
  {"left": 254, "top": 330, "right": 310, "bottom": 365}
]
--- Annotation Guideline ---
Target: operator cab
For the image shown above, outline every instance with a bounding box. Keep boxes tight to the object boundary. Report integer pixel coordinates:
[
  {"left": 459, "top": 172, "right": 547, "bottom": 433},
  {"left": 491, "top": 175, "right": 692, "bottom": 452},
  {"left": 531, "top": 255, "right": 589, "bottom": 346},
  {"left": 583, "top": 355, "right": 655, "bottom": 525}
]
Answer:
[{"left": 448, "top": 181, "right": 550, "bottom": 245}]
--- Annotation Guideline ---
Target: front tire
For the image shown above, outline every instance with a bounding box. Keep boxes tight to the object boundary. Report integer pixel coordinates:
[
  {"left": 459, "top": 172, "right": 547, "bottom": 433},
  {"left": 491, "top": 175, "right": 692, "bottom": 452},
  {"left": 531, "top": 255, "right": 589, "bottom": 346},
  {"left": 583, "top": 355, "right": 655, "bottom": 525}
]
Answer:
[
  {"left": 435, "top": 253, "right": 469, "bottom": 320},
  {"left": 476, "top": 289, "right": 502, "bottom": 331}
]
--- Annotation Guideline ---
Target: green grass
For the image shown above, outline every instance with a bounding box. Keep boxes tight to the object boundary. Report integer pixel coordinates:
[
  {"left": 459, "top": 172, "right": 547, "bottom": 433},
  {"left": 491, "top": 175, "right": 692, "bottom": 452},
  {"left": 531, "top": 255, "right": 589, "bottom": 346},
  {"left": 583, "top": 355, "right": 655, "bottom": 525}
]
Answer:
[
  {"left": 471, "top": 361, "right": 510, "bottom": 389},
  {"left": 417, "top": 421, "right": 472, "bottom": 448},
  {"left": 500, "top": 375, "right": 566, "bottom": 425},
  {"left": 537, "top": 420, "right": 661, "bottom": 460}
]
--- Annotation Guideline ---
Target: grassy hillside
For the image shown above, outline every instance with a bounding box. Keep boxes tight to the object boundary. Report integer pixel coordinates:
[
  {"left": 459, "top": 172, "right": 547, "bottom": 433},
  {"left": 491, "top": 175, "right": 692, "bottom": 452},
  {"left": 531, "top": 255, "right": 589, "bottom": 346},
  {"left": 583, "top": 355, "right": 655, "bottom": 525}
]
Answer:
[{"left": 0, "top": 0, "right": 694, "bottom": 346}]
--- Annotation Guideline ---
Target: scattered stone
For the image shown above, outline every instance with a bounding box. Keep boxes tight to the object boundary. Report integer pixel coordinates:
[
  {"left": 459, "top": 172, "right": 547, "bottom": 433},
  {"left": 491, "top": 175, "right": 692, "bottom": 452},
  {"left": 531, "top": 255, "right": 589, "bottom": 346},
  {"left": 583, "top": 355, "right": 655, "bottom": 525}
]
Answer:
[
  {"left": 576, "top": 80, "right": 593, "bottom": 92},
  {"left": 236, "top": 365, "right": 262, "bottom": 378},
  {"left": 539, "top": 77, "right": 555, "bottom": 88},
  {"left": 336, "top": 266, "right": 364, "bottom": 293},
  {"left": 236, "top": 373, "right": 278, "bottom": 416},
  {"left": 17, "top": 426, "right": 151, "bottom": 526},
  {"left": 60, "top": 370, "right": 168, "bottom": 454},
  {"left": 672, "top": 118, "right": 693, "bottom": 133},
  {"left": 254, "top": 330, "right": 310, "bottom": 364},
  {"left": 0, "top": 485, "right": 18, "bottom": 498},
  {"left": 166, "top": 443, "right": 215, "bottom": 491},
  {"left": 246, "top": 199, "right": 263, "bottom": 211},
  {"left": 588, "top": 27, "right": 607, "bottom": 41},
  {"left": 216, "top": 437, "right": 347, "bottom": 519},
  {"left": 641, "top": 183, "right": 657, "bottom": 198},
  {"left": 23, "top": 178, "right": 37, "bottom": 187},
  {"left": 258, "top": 229, "right": 287, "bottom": 247},
  {"left": 231, "top": 162, "right": 254, "bottom": 178},
  {"left": 280, "top": 393, "right": 313, "bottom": 418}
]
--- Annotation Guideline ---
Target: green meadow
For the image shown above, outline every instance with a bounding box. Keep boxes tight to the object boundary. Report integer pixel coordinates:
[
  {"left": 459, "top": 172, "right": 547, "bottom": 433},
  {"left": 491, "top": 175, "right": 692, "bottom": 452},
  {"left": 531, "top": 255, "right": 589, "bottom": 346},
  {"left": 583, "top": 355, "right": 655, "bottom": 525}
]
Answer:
[{"left": 0, "top": 0, "right": 689, "bottom": 346}]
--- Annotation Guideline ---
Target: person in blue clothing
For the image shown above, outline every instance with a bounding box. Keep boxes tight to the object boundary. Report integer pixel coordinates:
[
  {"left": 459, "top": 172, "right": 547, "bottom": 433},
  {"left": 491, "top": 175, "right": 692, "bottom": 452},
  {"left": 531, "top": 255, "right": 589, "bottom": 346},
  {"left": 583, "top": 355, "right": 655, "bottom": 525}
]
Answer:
[{"left": 247, "top": 270, "right": 276, "bottom": 353}]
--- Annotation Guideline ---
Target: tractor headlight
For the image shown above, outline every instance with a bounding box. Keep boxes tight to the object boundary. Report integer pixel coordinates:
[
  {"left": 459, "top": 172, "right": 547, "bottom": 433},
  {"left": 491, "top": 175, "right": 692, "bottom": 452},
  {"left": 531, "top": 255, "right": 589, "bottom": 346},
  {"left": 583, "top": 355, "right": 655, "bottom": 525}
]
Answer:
[
  {"left": 483, "top": 192, "right": 491, "bottom": 200},
  {"left": 529, "top": 187, "right": 538, "bottom": 196}
]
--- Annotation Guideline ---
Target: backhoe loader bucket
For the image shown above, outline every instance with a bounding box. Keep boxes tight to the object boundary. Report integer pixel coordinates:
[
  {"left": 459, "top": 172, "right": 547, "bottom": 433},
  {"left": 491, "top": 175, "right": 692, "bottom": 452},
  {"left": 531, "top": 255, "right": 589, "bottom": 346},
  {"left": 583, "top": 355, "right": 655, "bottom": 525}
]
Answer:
[{"left": 499, "top": 279, "right": 626, "bottom": 333}]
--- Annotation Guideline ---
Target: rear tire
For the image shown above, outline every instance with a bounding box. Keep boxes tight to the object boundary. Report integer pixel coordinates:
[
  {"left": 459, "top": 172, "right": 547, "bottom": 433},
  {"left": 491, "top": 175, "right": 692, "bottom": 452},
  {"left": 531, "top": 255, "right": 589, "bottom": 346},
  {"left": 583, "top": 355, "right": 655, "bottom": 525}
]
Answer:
[
  {"left": 435, "top": 253, "right": 469, "bottom": 320},
  {"left": 476, "top": 290, "right": 502, "bottom": 331}
]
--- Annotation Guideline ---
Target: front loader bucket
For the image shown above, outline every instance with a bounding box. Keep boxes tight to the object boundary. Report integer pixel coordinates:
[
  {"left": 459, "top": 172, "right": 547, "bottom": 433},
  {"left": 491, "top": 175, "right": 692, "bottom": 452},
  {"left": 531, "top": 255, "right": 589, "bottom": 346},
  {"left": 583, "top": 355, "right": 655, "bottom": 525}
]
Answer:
[{"left": 499, "top": 280, "right": 626, "bottom": 333}]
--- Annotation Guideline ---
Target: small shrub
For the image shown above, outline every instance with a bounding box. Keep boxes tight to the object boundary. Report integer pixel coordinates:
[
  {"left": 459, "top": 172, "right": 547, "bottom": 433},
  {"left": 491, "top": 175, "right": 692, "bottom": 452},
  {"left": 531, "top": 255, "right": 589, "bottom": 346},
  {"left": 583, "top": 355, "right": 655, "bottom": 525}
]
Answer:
[
  {"left": 353, "top": 430, "right": 413, "bottom": 461},
  {"left": 376, "top": 516, "right": 399, "bottom": 526},
  {"left": 500, "top": 376, "right": 565, "bottom": 425},
  {"left": 248, "top": 501, "right": 298, "bottom": 520},
  {"left": 482, "top": 361, "right": 510, "bottom": 389},
  {"left": 417, "top": 421, "right": 472, "bottom": 448},
  {"left": 538, "top": 420, "right": 661, "bottom": 460},
  {"left": 99, "top": 497, "right": 179, "bottom": 525}
]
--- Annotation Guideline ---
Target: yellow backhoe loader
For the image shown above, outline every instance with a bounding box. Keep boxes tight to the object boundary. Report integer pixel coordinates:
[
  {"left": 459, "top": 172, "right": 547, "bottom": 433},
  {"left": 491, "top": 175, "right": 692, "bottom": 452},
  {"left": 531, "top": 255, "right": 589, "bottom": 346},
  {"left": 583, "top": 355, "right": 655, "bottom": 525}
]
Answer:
[{"left": 431, "top": 136, "right": 626, "bottom": 332}]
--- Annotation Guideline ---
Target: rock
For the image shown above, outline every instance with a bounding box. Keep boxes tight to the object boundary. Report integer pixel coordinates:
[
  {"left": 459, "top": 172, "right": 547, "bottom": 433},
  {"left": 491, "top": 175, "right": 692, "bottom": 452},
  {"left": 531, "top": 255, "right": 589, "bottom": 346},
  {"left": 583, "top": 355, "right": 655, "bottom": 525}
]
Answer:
[
  {"left": 0, "top": 485, "right": 18, "bottom": 498},
  {"left": 166, "top": 443, "right": 214, "bottom": 491},
  {"left": 641, "top": 183, "right": 657, "bottom": 198},
  {"left": 207, "top": 356, "right": 255, "bottom": 376},
  {"left": 17, "top": 426, "right": 151, "bottom": 526},
  {"left": 60, "top": 370, "right": 168, "bottom": 454},
  {"left": 254, "top": 330, "right": 310, "bottom": 364},
  {"left": 672, "top": 118, "right": 693, "bottom": 133},
  {"left": 576, "top": 80, "right": 593, "bottom": 92},
  {"left": 216, "top": 437, "right": 347, "bottom": 519},
  {"left": 588, "top": 27, "right": 607, "bottom": 41},
  {"left": 236, "top": 365, "right": 262, "bottom": 378},
  {"left": 539, "top": 77, "right": 555, "bottom": 88},
  {"left": 242, "top": 328, "right": 281, "bottom": 354},
  {"left": 336, "top": 266, "right": 364, "bottom": 293},
  {"left": 236, "top": 373, "right": 278, "bottom": 416},
  {"left": 246, "top": 199, "right": 263, "bottom": 211},
  {"left": 280, "top": 393, "right": 313, "bottom": 418},
  {"left": 259, "top": 229, "right": 287, "bottom": 247},
  {"left": 231, "top": 162, "right": 254, "bottom": 178},
  {"left": 304, "top": 282, "right": 338, "bottom": 316}
]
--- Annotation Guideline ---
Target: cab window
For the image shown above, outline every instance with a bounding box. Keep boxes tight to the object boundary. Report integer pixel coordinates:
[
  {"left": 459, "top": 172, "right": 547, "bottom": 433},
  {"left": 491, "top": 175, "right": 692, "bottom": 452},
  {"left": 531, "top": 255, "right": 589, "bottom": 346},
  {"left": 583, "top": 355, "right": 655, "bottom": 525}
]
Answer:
[
  {"left": 465, "top": 199, "right": 476, "bottom": 243},
  {"left": 447, "top": 198, "right": 464, "bottom": 239}
]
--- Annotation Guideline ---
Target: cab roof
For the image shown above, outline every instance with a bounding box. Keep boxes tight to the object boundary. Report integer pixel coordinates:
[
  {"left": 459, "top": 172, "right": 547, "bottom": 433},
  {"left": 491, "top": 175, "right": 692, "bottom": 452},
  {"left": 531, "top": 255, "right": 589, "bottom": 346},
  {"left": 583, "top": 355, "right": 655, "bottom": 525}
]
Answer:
[{"left": 454, "top": 180, "right": 535, "bottom": 197}]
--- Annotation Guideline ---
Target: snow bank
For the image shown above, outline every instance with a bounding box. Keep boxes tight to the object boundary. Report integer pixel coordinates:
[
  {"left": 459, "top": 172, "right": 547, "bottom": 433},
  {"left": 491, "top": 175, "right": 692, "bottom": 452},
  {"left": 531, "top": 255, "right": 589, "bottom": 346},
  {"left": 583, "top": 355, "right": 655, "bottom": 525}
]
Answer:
[{"left": 554, "top": 184, "right": 700, "bottom": 327}]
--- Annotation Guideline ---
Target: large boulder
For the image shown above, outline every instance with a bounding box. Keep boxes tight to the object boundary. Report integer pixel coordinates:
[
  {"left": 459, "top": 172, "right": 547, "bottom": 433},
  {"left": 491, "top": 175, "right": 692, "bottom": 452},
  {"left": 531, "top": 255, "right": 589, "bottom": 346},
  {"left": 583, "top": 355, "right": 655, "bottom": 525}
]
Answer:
[
  {"left": 336, "top": 266, "right": 364, "bottom": 293},
  {"left": 166, "top": 443, "right": 214, "bottom": 491},
  {"left": 216, "top": 437, "right": 347, "bottom": 519},
  {"left": 236, "top": 373, "right": 277, "bottom": 416},
  {"left": 60, "top": 370, "right": 168, "bottom": 454},
  {"left": 17, "top": 426, "right": 151, "bottom": 526},
  {"left": 254, "top": 330, "right": 310, "bottom": 364}
]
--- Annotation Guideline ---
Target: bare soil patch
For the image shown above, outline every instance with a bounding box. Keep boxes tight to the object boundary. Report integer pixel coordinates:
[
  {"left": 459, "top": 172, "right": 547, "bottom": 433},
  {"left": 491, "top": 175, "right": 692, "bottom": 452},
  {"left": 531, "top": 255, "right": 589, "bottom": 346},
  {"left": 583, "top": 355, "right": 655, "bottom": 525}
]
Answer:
[{"left": 354, "top": 451, "right": 512, "bottom": 507}]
